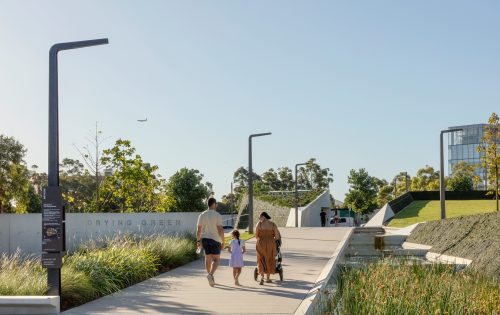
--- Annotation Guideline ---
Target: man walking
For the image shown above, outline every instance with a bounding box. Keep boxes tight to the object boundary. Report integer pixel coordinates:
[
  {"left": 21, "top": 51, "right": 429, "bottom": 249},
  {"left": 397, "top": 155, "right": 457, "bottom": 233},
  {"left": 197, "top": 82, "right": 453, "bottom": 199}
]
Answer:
[
  {"left": 197, "top": 198, "right": 224, "bottom": 287},
  {"left": 320, "top": 209, "right": 327, "bottom": 227}
]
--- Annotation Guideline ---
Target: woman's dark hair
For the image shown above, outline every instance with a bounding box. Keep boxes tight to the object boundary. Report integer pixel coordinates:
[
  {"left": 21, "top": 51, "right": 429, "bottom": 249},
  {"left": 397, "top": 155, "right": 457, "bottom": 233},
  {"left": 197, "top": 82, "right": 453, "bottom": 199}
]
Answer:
[
  {"left": 207, "top": 198, "right": 217, "bottom": 208},
  {"left": 259, "top": 211, "right": 271, "bottom": 220},
  {"left": 232, "top": 229, "right": 240, "bottom": 245}
]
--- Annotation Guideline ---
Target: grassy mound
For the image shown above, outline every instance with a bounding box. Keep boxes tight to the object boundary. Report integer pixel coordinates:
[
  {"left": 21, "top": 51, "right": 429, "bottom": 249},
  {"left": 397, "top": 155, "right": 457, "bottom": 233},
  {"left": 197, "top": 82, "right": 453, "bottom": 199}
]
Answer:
[
  {"left": 0, "top": 235, "right": 197, "bottom": 310},
  {"left": 388, "top": 200, "right": 497, "bottom": 227},
  {"left": 256, "top": 189, "right": 324, "bottom": 208},
  {"left": 407, "top": 212, "right": 500, "bottom": 280},
  {"left": 323, "top": 260, "right": 499, "bottom": 314}
]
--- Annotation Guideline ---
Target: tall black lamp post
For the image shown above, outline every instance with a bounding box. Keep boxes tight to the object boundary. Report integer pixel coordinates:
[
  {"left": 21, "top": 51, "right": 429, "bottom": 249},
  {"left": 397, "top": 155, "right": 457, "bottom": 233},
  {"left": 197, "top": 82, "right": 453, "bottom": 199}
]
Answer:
[
  {"left": 440, "top": 128, "right": 462, "bottom": 219},
  {"left": 44, "top": 39, "right": 108, "bottom": 297},
  {"left": 248, "top": 132, "right": 271, "bottom": 234},
  {"left": 294, "top": 162, "right": 307, "bottom": 227}
]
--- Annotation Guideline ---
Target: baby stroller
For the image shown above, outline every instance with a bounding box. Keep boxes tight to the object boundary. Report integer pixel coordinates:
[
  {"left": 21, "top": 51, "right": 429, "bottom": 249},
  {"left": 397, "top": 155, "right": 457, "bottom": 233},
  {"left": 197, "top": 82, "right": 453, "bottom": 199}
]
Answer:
[{"left": 254, "top": 239, "right": 283, "bottom": 282}]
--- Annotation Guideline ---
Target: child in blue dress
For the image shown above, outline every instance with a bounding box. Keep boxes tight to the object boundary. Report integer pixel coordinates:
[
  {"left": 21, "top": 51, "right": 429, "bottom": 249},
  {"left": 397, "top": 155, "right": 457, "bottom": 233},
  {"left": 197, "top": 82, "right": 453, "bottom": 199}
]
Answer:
[{"left": 228, "top": 230, "right": 246, "bottom": 286}]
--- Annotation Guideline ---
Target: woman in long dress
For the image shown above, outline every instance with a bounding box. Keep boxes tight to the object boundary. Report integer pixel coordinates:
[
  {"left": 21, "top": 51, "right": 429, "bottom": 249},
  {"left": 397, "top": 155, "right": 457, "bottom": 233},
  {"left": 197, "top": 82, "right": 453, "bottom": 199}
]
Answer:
[{"left": 255, "top": 211, "right": 281, "bottom": 285}]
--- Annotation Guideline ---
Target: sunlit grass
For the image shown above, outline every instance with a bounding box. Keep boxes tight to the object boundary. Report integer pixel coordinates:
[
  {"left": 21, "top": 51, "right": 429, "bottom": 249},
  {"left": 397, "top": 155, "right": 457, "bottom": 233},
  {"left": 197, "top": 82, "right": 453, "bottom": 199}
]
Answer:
[
  {"left": 322, "top": 259, "right": 500, "bottom": 314},
  {"left": 0, "top": 235, "right": 197, "bottom": 310},
  {"left": 388, "top": 200, "right": 497, "bottom": 227},
  {"left": 224, "top": 232, "right": 254, "bottom": 245}
]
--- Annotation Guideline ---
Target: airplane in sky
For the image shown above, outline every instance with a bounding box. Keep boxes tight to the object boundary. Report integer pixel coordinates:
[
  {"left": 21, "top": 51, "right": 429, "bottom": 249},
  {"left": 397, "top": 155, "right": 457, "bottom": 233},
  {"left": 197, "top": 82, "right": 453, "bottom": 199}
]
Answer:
[{"left": 137, "top": 118, "right": 147, "bottom": 122}]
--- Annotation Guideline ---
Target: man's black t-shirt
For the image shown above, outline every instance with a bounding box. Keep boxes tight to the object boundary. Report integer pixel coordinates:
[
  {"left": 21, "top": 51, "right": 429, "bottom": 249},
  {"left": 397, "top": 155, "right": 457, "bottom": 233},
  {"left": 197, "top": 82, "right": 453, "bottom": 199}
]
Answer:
[{"left": 320, "top": 212, "right": 326, "bottom": 221}]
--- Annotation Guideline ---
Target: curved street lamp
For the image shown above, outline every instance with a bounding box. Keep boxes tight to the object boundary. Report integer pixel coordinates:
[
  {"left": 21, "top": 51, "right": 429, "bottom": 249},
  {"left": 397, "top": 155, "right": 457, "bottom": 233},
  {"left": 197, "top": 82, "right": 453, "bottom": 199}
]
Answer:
[
  {"left": 248, "top": 132, "right": 272, "bottom": 234},
  {"left": 45, "top": 39, "right": 109, "bottom": 298},
  {"left": 294, "top": 162, "right": 308, "bottom": 227},
  {"left": 439, "top": 128, "right": 463, "bottom": 219}
]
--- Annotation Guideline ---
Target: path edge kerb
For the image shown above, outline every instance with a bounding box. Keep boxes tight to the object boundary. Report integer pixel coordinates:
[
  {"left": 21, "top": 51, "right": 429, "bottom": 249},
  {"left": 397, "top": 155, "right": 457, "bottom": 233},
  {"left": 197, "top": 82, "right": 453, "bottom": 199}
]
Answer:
[{"left": 293, "top": 228, "right": 354, "bottom": 315}]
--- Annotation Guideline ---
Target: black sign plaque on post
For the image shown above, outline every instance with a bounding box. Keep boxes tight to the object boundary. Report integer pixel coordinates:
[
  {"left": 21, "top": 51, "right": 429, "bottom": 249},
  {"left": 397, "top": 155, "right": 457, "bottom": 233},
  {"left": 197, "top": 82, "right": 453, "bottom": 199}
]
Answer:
[
  {"left": 42, "top": 253, "right": 63, "bottom": 268},
  {"left": 42, "top": 186, "right": 64, "bottom": 252}
]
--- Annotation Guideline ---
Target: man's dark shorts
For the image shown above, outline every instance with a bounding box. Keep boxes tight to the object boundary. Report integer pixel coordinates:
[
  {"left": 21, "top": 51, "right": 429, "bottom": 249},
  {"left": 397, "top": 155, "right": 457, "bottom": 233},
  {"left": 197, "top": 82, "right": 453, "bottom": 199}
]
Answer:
[{"left": 202, "top": 238, "right": 221, "bottom": 255}]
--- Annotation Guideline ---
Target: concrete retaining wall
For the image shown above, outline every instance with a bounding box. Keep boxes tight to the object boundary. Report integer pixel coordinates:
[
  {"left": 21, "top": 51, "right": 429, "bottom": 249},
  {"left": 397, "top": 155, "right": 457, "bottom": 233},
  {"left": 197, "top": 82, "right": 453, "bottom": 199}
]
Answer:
[
  {"left": 0, "top": 213, "right": 234, "bottom": 255},
  {"left": 286, "top": 190, "right": 331, "bottom": 227}
]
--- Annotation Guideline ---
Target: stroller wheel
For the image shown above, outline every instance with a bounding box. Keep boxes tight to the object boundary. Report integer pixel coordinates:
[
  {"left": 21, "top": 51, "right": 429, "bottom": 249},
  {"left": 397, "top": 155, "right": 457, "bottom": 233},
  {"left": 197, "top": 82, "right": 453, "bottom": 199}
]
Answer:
[
  {"left": 279, "top": 269, "right": 283, "bottom": 282},
  {"left": 254, "top": 267, "right": 258, "bottom": 281}
]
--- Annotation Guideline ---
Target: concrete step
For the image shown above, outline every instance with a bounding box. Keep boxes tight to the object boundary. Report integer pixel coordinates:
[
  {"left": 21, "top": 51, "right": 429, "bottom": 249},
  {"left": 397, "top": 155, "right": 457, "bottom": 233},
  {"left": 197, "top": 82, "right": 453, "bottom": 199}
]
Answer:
[
  {"left": 374, "top": 235, "right": 407, "bottom": 248},
  {"left": 385, "top": 249, "right": 428, "bottom": 257},
  {"left": 347, "top": 244, "right": 402, "bottom": 251},
  {"left": 345, "top": 249, "right": 384, "bottom": 257},
  {"left": 0, "top": 296, "right": 59, "bottom": 314},
  {"left": 344, "top": 247, "right": 428, "bottom": 257},
  {"left": 349, "top": 234, "right": 375, "bottom": 245},
  {"left": 349, "top": 234, "right": 407, "bottom": 247},
  {"left": 353, "top": 227, "right": 385, "bottom": 235}
]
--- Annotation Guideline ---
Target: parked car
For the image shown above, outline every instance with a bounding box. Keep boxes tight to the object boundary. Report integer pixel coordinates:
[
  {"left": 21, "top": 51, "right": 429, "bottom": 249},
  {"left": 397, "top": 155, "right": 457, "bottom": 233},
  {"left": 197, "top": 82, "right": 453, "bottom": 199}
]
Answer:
[{"left": 329, "top": 216, "right": 354, "bottom": 227}]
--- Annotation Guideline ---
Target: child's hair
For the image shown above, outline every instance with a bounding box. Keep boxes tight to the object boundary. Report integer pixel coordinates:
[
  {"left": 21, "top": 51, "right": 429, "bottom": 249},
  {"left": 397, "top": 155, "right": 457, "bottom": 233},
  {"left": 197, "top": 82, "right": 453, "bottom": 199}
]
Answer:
[{"left": 231, "top": 229, "right": 240, "bottom": 245}]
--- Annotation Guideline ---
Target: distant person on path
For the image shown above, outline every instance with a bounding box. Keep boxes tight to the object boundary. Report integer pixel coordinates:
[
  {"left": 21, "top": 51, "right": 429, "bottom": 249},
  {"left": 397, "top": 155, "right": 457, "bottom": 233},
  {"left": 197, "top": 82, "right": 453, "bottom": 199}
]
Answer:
[
  {"left": 228, "top": 229, "right": 246, "bottom": 286},
  {"left": 196, "top": 198, "right": 224, "bottom": 287},
  {"left": 255, "top": 211, "right": 281, "bottom": 285},
  {"left": 320, "top": 209, "right": 327, "bottom": 227}
]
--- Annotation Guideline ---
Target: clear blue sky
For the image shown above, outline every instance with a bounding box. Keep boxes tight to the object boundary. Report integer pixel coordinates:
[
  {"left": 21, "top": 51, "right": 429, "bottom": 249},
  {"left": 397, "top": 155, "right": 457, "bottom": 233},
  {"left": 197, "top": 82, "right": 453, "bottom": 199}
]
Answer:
[{"left": 1, "top": 1, "right": 499, "bottom": 201}]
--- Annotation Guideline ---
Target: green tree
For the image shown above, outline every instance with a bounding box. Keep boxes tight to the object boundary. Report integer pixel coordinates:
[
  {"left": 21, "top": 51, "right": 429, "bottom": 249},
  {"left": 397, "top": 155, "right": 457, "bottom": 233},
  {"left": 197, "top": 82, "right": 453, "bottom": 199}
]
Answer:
[
  {"left": 344, "top": 168, "right": 378, "bottom": 214},
  {"left": 410, "top": 166, "right": 440, "bottom": 191},
  {"left": 0, "top": 135, "right": 30, "bottom": 213},
  {"left": 447, "top": 162, "right": 479, "bottom": 191},
  {"left": 59, "top": 158, "right": 95, "bottom": 212},
  {"left": 298, "top": 158, "right": 333, "bottom": 190},
  {"left": 233, "top": 167, "right": 260, "bottom": 189},
  {"left": 163, "top": 168, "right": 211, "bottom": 212},
  {"left": 23, "top": 165, "right": 47, "bottom": 213},
  {"left": 392, "top": 172, "right": 411, "bottom": 197},
  {"left": 277, "top": 167, "right": 294, "bottom": 190},
  {"left": 29, "top": 165, "right": 47, "bottom": 196},
  {"left": 477, "top": 112, "right": 500, "bottom": 211},
  {"left": 99, "top": 139, "right": 162, "bottom": 212},
  {"left": 261, "top": 168, "right": 281, "bottom": 190},
  {"left": 374, "top": 178, "right": 394, "bottom": 207}
]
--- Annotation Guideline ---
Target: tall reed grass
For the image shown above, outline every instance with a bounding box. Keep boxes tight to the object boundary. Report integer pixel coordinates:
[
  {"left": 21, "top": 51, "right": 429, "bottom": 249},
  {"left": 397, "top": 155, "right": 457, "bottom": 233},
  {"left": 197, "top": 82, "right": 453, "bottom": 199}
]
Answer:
[
  {"left": 0, "top": 234, "right": 197, "bottom": 311},
  {"left": 322, "top": 259, "right": 500, "bottom": 315}
]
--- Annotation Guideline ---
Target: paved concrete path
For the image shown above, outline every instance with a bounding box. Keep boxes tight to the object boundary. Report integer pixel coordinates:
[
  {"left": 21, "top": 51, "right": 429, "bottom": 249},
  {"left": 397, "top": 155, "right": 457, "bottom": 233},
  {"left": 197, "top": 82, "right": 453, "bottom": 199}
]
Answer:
[{"left": 63, "top": 228, "right": 351, "bottom": 315}]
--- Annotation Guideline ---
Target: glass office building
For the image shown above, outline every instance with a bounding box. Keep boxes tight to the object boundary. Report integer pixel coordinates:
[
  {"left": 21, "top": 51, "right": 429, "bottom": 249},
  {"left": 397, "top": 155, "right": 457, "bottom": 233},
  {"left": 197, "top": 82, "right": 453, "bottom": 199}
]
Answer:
[{"left": 448, "top": 124, "right": 488, "bottom": 189}]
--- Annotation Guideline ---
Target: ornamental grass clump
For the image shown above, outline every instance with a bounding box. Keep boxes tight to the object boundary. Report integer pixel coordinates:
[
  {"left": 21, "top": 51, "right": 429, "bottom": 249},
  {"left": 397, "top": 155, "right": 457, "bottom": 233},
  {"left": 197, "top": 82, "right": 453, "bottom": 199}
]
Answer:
[
  {"left": 0, "top": 234, "right": 197, "bottom": 311},
  {"left": 138, "top": 234, "right": 197, "bottom": 272},
  {"left": 324, "top": 259, "right": 500, "bottom": 315},
  {"left": 65, "top": 238, "right": 159, "bottom": 296},
  {"left": 0, "top": 251, "right": 46, "bottom": 295}
]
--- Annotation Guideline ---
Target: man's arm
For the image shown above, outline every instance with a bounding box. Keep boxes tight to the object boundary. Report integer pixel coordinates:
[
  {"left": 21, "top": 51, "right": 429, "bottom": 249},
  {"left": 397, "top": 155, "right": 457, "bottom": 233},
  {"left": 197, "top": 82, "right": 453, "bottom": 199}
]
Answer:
[
  {"left": 196, "top": 225, "right": 202, "bottom": 248},
  {"left": 217, "top": 225, "right": 224, "bottom": 249}
]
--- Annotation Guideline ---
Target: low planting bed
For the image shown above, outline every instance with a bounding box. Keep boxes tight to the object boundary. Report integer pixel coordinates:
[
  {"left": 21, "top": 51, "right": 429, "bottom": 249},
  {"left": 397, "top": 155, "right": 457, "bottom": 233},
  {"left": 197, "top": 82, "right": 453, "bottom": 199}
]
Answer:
[
  {"left": 0, "top": 235, "right": 197, "bottom": 311},
  {"left": 321, "top": 259, "right": 500, "bottom": 314}
]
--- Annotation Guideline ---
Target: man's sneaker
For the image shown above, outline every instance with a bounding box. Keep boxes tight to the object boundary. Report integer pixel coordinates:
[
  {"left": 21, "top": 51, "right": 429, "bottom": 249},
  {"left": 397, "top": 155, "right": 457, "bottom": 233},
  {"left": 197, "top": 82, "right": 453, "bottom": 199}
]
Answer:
[{"left": 207, "top": 274, "right": 215, "bottom": 287}]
